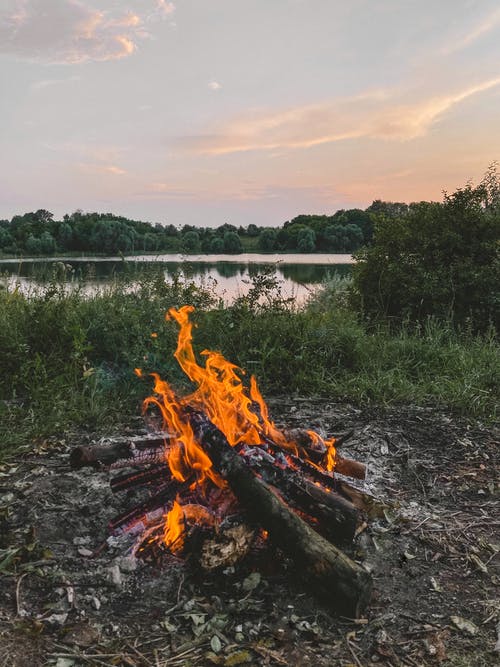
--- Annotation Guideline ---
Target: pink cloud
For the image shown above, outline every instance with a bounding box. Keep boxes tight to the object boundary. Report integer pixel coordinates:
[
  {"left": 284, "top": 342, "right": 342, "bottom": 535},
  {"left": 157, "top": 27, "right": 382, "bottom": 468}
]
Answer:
[
  {"left": 176, "top": 78, "right": 500, "bottom": 154},
  {"left": 0, "top": 1, "right": 173, "bottom": 64}
]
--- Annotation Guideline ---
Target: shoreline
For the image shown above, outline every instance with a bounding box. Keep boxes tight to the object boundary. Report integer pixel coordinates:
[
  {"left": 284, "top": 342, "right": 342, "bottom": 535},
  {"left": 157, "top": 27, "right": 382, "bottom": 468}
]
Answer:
[{"left": 0, "top": 252, "right": 355, "bottom": 266}]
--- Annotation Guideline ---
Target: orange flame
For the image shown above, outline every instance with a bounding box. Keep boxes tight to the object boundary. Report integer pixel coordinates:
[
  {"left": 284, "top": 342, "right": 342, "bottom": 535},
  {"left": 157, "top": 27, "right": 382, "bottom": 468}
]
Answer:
[
  {"left": 163, "top": 498, "right": 216, "bottom": 553},
  {"left": 142, "top": 305, "right": 336, "bottom": 553}
]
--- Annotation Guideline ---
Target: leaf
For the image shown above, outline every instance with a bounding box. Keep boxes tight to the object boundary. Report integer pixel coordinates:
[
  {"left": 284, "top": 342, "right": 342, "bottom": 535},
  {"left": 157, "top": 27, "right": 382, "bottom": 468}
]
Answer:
[
  {"left": 189, "top": 613, "right": 206, "bottom": 626},
  {"left": 241, "top": 572, "right": 261, "bottom": 592},
  {"left": 224, "top": 650, "right": 253, "bottom": 666},
  {"left": 55, "top": 659, "right": 75, "bottom": 667},
  {"left": 0, "top": 547, "right": 20, "bottom": 572},
  {"left": 468, "top": 553, "right": 488, "bottom": 574},
  {"left": 430, "top": 577, "right": 443, "bottom": 592},
  {"left": 210, "top": 635, "right": 222, "bottom": 653},
  {"left": 450, "top": 616, "right": 478, "bottom": 635}
]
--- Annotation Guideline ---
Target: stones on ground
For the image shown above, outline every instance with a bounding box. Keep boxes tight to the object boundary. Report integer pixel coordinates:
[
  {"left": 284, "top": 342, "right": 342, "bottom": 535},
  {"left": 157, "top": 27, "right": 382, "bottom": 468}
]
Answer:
[
  {"left": 108, "top": 563, "right": 122, "bottom": 588},
  {"left": 77, "top": 547, "right": 93, "bottom": 557},
  {"left": 119, "top": 555, "right": 137, "bottom": 572}
]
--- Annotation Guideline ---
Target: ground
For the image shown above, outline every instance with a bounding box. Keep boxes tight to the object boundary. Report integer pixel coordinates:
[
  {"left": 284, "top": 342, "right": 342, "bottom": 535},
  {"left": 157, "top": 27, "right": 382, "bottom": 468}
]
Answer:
[{"left": 0, "top": 400, "right": 498, "bottom": 667}]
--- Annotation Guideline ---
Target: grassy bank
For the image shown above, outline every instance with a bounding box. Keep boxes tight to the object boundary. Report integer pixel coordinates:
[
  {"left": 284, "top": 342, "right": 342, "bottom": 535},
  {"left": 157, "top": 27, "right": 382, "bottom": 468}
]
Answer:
[{"left": 0, "top": 269, "right": 498, "bottom": 457}]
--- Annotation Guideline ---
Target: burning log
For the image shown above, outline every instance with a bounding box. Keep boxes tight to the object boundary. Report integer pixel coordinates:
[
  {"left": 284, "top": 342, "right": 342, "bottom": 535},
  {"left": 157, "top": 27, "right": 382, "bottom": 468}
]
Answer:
[
  {"left": 108, "top": 478, "right": 187, "bottom": 535},
  {"left": 187, "top": 409, "right": 372, "bottom": 618},
  {"left": 282, "top": 428, "right": 365, "bottom": 479},
  {"left": 71, "top": 432, "right": 366, "bottom": 481},
  {"left": 70, "top": 433, "right": 367, "bottom": 540},
  {"left": 237, "top": 444, "right": 358, "bottom": 545}
]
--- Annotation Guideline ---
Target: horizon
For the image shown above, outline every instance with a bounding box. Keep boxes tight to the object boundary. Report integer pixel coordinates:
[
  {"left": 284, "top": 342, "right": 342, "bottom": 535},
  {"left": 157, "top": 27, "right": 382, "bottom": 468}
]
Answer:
[{"left": 1, "top": 1, "right": 499, "bottom": 226}]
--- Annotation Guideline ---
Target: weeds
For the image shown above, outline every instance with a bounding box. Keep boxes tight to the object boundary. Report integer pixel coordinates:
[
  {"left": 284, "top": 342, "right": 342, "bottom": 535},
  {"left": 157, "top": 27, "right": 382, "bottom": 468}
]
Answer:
[{"left": 0, "top": 269, "right": 498, "bottom": 458}]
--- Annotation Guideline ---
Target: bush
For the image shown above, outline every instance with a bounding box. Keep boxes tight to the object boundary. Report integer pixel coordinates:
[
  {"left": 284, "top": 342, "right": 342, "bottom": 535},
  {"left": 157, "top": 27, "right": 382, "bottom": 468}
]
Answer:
[{"left": 353, "top": 166, "right": 500, "bottom": 331}]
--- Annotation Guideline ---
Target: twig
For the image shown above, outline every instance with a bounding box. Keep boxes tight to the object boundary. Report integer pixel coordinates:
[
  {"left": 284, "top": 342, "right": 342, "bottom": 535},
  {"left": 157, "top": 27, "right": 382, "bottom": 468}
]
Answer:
[
  {"left": 346, "top": 638, "right": 364, "bottom": 667},
  {"left": 15, "top": 572, "right": 28, "bottom": 617},
  {"left": 176, "top": 572, "right": 185, "bottom": 603},
  {"left": 126, "top": 641, "right": 150, "bottom": 665}
]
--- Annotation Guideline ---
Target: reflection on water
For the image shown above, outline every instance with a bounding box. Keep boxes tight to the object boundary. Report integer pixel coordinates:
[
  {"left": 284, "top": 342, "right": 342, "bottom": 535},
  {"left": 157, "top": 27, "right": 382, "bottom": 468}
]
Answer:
[{"left": 0, "top": 257, "right": 351, "bottom": 303}]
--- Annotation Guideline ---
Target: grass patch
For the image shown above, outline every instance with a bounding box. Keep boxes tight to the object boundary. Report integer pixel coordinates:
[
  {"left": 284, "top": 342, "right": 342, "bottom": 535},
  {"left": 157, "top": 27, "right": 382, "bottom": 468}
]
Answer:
[{"left": 0, "top": 269, "right": 498, "bottom": 458}]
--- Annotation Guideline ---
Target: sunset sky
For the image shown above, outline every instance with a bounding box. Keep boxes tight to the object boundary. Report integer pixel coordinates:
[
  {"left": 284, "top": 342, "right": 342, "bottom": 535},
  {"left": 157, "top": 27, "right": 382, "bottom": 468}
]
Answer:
[{"left": 1, "top": 0, "right": 500, "bottom": 226}]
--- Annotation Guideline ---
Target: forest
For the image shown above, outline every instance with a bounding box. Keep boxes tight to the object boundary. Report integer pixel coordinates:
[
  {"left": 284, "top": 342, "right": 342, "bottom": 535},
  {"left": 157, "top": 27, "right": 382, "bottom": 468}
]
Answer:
[{"left": 0, "top": 200, "right": 405, "bottom": 256}]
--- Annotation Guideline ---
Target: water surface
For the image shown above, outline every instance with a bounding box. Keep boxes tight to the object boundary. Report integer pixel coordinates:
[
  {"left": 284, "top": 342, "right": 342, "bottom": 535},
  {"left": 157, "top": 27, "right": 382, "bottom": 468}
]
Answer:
[{"left": 0, "top": 254, "right": 352, "bottom": 302}]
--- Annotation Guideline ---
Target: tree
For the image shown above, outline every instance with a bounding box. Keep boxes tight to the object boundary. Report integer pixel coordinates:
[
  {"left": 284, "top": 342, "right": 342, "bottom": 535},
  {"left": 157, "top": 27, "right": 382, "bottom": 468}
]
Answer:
[
  {"left": 297, "top": 227, "right": 316, "bottom": 252},
  {"left": 25, "top": 234, "right": 42, "bottom": 254},
  {"left": 246, "top": 224, "right": 260, "bottom": 237},
  {"left": 57, "top": 222, "right": 73, "bottom": 250},
  {"left": 91, "top": 220, "right": 135, "bottom": 253},
  {"left": 217, "top": 223, "right": 238, "bottom": 235},
  {"left": 0, "top": 227, "right": 13, "bottom": 250},
  {"left": 181, "top": 231, "right": 201, "bottom": 253},
  {"left": 258, "top": 228, "right": 278, "bottom": 252},
  {"left": 223, "top": 231, "right": 243, "bottom": 254},
  {"left": 210, "top": 236, "right": 225, "bottom": 253},
  {"left": 40, "top": 231, "right": 56, "bottom": 254},
  {"left": 353, "top": 167, "right": 500, "bottom": 330},
  {"left": 143, "top": 233, "right": 158, "bottom": 251}
]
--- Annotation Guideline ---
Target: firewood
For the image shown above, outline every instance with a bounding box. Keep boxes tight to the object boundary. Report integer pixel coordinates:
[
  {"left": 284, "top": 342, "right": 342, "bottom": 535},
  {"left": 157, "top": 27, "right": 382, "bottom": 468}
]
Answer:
[
  {"left": 110, "top": 464, "right": 170, "bottom": 492},
  {"left": 69, "top": 435, "right": 171, "bottom": 470},
  {"left": 278, "top": 429, "right": 366, "bottom": 479},
  {"left": 187, "top": 409, "right": 372, "bottom": 617},
  {"left": 335, "top": 456, "right": 366, "bottom": 480},
  {"left": 108, "top": 479, "right": 186, "bottom": 534},
  {"left": 238, "top": 446, "right": 358, "bottom": 545}
]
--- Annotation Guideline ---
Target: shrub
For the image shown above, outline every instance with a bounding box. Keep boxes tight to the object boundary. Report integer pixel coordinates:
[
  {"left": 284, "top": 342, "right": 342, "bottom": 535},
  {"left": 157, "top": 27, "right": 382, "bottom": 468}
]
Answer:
[{"left": 353, "top": 166, "right": 500, "bottom": 331}]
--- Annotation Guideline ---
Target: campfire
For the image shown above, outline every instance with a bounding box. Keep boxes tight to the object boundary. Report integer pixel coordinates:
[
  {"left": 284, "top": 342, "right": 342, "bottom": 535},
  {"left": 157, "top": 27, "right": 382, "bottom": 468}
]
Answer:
[{"left": 71, "top": 306, "right": 373, "bottom": 617}]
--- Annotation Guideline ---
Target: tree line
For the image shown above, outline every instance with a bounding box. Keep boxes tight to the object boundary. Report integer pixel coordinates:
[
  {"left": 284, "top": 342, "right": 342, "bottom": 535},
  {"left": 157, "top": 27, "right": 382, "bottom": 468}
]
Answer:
[{"left": 0, "top": 202, "right": 409, "bottom": 256}]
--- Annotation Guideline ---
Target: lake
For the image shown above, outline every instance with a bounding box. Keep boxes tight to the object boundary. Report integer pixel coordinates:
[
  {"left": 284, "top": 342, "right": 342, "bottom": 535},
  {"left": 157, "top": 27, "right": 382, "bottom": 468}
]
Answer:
[{"left": 0, "top": 253, "right": 353, "bottom": 303}]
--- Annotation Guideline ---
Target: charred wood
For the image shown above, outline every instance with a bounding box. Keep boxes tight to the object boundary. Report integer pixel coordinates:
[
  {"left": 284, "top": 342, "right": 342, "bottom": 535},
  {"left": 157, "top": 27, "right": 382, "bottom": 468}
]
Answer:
[
  {"left": 238, "top": 446, "right": 358, "bottom": 545},
  {"left": 69, "top": 435, "right": 172, "bottom": 470},
  {"left": 110, "top": 464, "right": 170, "bottom": 493},
  {"left": 187, "top": 409, "right": 372, "bottom": 617},
  {"left": 108, "top": 479, "right": 186, "bottom": 535}
]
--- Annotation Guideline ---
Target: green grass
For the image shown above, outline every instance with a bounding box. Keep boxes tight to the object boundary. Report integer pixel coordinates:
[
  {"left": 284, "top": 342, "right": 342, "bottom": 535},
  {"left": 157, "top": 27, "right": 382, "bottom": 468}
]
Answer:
[{"left": 0, "top": 269, "right": 498, "bottom": 458}]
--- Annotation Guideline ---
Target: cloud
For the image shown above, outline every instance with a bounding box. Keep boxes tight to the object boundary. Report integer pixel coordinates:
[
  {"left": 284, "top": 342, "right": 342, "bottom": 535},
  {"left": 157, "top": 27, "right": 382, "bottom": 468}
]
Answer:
[
  {"left": 77, "top": 162, "right": 127, "bottom": 175},
  {"left": 0, "top": 1, "right": 173, "bottom": 64},
  {"left": 155, "top": 1, "right": 175, "bottom": 18},
  {"left": 442, "top": 8, "right": 500, "bottom": 54},
  {"left": 176, "top": 78, "right": 500, "bottom": 155},
  {"left": 139, "top": 181, "right": 339, "bottom": 203},
  {"left": 31, "top": 75, "right": 80, "bottom": 90}
]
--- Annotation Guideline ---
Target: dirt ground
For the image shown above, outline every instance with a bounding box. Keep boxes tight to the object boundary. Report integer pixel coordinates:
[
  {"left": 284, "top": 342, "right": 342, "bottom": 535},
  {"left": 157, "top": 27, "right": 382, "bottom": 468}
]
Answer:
[{"left": 0, "top": 400, "right": 498, "bottom": 667}]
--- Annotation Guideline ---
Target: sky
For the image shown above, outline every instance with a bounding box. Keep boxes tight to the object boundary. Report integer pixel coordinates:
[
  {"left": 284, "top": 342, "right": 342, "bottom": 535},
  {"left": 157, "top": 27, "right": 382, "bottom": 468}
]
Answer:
[{"left": 1, "top": 0, "right": 500, "bottom": 227}]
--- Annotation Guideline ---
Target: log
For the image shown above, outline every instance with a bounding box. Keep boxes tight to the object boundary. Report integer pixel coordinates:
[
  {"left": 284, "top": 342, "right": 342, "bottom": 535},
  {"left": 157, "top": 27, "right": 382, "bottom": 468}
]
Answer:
[
  {"left": 108, "top": 479, "right": 185, "bottom": 534},
  {"left": 110, "top": 464, "right": 170, "bottom": 492},
  {"left": 238, "top": 446, "right": 358, "bottom": 545},
  {"left": 335, "top": 456, "right": 367, "bottom": 480},
  {"left": 280, "top": 428, "right": 365, "bottom": 479},
  {"left": 69, "top": 434, "right": 172, "bottom": 470},
  {"left": 187, "top": 409, "right": 372, "bottom": 617}
]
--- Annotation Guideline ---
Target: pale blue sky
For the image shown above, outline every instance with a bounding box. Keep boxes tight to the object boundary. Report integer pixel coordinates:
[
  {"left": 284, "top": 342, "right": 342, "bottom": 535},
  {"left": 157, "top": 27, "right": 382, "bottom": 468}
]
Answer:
[{"left": 1, "top": 0, "right": 499, "bottom": 226}]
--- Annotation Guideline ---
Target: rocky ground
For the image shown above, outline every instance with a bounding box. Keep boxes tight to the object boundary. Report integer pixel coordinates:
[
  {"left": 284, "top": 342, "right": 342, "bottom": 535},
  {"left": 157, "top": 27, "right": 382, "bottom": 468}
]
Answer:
[{"left": 0, "top": 400, "right": 498, "bottom": 667}]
